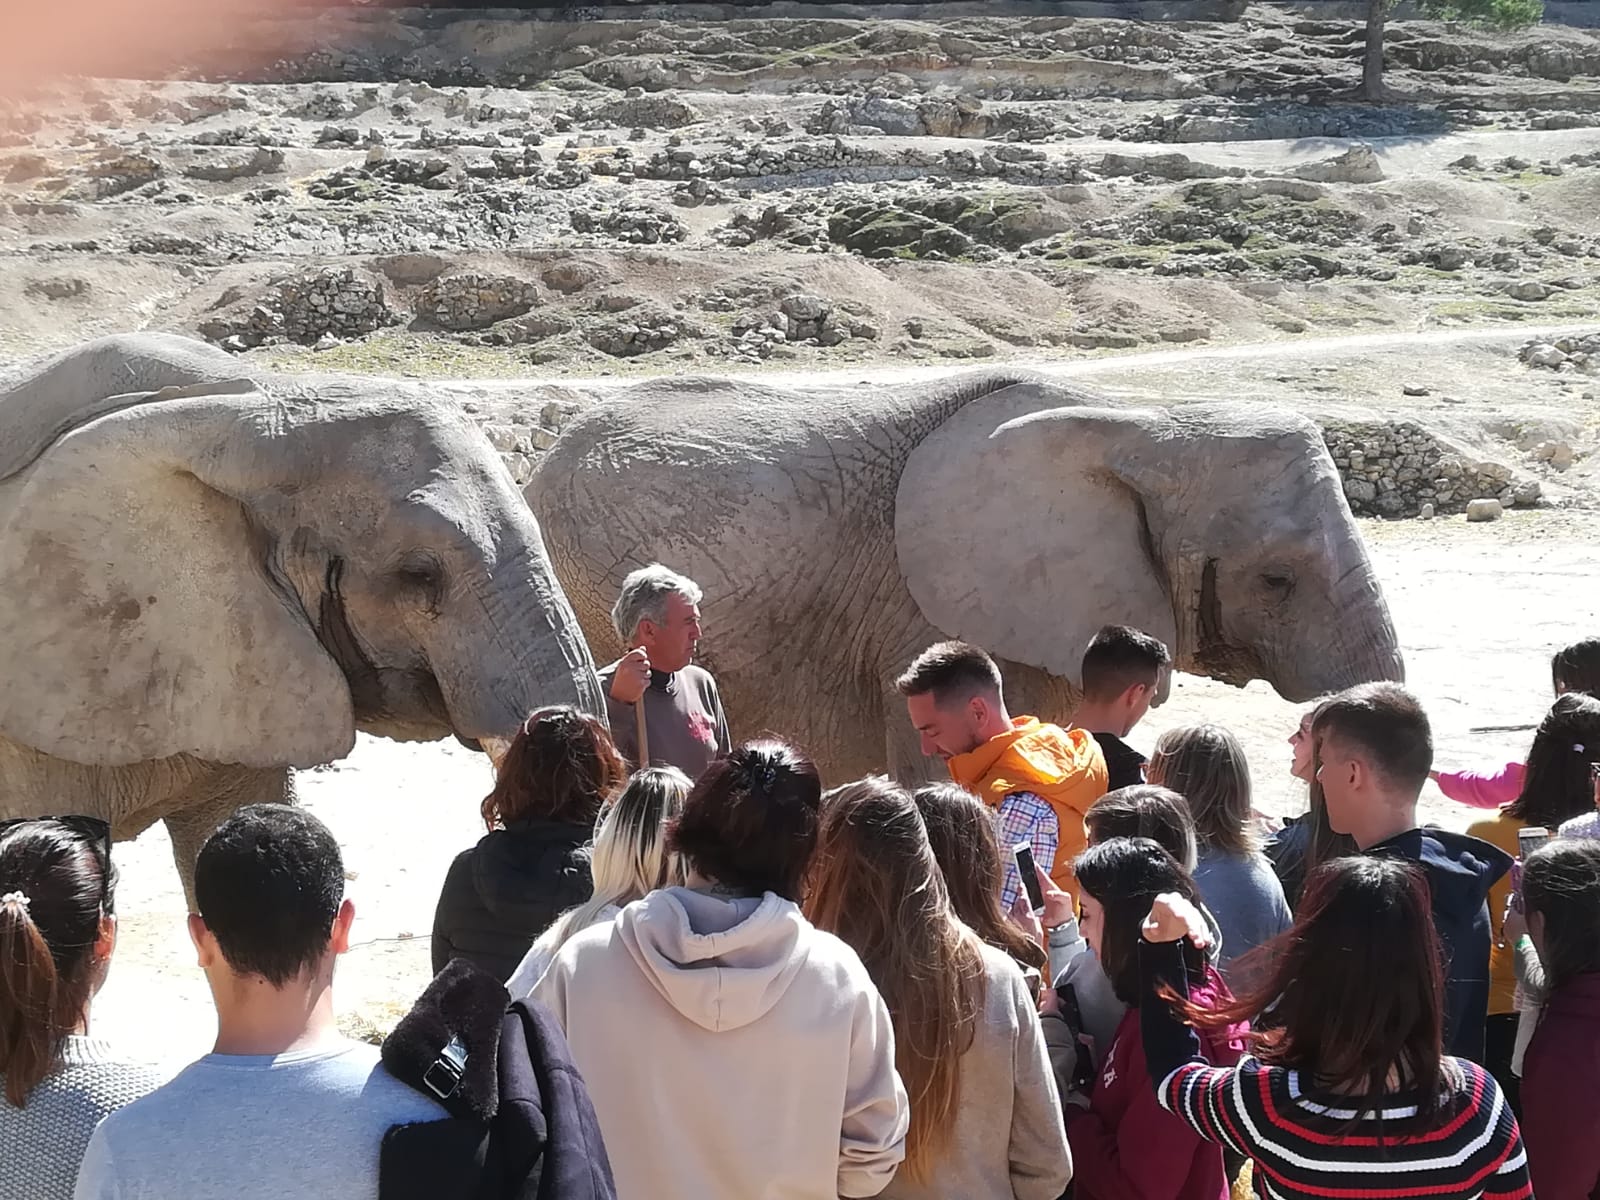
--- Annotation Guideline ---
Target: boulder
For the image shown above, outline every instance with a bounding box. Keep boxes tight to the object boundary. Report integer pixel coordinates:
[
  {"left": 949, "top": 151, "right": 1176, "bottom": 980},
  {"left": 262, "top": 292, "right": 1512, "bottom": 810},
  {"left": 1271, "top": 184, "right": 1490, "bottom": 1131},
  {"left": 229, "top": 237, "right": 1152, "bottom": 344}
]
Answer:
[
  {"left": 1290, "top": 145, "right": 1384, "bottom": 185},
  {"left": 1466, "top": 499, "right": 1503, "bottom": 522}
]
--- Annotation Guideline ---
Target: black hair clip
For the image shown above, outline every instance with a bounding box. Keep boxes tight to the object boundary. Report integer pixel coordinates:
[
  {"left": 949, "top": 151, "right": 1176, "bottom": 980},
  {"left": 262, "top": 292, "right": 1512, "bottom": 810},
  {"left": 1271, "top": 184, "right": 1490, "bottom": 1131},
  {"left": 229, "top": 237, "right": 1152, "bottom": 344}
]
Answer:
[{"left": 750, "top": 759, "right": 779, "bottom": 794}]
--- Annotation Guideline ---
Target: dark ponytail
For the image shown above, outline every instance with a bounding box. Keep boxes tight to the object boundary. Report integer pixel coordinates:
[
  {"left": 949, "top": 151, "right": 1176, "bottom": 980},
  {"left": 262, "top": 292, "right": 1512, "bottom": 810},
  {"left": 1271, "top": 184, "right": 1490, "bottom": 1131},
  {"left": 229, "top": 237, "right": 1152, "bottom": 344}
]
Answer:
[{"left": 0, "top": 822, "right": 112, "bottom": 1107}]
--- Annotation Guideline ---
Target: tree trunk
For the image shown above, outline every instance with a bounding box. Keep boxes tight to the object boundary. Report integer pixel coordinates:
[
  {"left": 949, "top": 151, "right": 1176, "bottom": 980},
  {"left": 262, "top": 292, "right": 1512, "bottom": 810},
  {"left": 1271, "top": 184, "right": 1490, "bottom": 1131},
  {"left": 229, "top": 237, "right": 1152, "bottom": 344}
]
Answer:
[{"left": 1363, "top": 0, "right": 1389, "bottom": 101}]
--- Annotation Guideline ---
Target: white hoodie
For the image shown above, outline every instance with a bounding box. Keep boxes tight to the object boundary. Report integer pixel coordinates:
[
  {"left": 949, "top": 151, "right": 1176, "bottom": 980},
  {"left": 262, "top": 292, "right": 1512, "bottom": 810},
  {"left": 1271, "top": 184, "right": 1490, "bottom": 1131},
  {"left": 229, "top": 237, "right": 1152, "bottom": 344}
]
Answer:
[{"left": 534, "top": 887, "right": 910, "bottom": 1200}]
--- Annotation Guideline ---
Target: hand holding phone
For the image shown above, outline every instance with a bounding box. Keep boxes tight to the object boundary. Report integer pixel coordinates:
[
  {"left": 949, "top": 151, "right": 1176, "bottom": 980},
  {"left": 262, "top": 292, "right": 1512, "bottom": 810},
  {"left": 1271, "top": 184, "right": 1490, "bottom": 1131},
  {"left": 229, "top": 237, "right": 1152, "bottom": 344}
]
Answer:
[
  {"left": 1518, "top": 826, "right": 1551, "bottom": 863},
  {"left": 1013, "top": 842, "right": 1047, "bottom": 917}
]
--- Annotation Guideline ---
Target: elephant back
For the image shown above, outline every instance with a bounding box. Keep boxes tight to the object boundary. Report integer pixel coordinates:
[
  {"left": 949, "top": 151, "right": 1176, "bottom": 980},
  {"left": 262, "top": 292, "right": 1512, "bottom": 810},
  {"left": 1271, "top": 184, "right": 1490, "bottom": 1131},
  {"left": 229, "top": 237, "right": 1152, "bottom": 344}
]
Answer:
[{"left": 0, "top": 333, "right": 254, "bottom": 481}]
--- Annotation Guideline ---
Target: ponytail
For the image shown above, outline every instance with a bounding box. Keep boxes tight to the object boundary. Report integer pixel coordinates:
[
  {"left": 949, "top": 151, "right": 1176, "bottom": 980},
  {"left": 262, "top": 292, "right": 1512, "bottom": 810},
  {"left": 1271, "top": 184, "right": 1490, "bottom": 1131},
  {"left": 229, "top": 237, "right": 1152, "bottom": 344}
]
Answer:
[
  {"left": 0, "top": 895, "right": 64, "bottom": 1107},
  {"left": 0, "top": 823, "right": 110, "bottom": 1107}
]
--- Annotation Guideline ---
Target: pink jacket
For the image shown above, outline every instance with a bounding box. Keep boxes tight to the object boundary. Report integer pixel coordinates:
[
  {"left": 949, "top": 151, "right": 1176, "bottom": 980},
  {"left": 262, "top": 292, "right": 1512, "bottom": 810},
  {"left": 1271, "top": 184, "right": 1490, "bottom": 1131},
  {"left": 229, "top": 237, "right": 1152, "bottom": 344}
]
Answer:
[{"left": 1434, "top": 762, "right": 1525, "bottom": 810}]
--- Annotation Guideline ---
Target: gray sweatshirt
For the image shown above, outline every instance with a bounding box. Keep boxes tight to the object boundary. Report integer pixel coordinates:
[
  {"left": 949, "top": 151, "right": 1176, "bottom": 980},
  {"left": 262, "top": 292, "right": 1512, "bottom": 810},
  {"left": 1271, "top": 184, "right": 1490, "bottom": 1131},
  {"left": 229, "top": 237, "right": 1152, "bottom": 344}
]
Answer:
[
  {"left": 0, "top": 1036, "right": 169, "bottom": 1200},
  {"left": 1193, "top": 847, "right": 1293, "bottom": 980},
  {"left": 880, "top": 943, "right": 1073, "bottom": 1200},
  {"left": 599, "top": 662, "right": 731, "bottom": 778}
]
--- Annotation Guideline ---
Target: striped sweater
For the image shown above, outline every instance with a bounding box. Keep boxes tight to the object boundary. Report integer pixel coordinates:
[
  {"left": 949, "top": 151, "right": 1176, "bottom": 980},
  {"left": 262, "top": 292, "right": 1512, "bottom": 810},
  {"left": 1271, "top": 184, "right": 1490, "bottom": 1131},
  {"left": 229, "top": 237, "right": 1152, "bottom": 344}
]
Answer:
[{"left": 1138, "top": 939, "right": 1532, "bottom": 1200}]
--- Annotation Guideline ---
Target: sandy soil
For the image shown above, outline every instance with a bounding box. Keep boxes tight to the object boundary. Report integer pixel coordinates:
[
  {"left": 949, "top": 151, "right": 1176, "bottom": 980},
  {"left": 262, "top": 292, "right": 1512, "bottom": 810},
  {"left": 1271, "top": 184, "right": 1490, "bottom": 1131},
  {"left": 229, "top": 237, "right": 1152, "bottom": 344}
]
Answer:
[{"left": 93, "top": 504, "right": 1599, "bottom": 1062}]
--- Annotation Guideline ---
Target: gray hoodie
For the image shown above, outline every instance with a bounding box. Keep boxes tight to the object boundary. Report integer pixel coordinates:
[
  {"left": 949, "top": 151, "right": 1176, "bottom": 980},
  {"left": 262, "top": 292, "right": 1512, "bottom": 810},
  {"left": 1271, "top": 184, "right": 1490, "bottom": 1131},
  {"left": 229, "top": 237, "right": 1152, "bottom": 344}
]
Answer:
[{"left": 534, "top": 887, "right": 909, "bottom": 1200}]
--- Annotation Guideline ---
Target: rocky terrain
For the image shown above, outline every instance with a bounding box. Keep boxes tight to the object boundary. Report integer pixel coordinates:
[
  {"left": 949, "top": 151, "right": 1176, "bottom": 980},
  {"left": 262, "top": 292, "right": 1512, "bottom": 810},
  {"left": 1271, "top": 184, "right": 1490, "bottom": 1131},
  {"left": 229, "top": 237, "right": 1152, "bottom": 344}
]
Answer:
[{"left": 0, "top": 3, "right": 1598, "bottom": 514}]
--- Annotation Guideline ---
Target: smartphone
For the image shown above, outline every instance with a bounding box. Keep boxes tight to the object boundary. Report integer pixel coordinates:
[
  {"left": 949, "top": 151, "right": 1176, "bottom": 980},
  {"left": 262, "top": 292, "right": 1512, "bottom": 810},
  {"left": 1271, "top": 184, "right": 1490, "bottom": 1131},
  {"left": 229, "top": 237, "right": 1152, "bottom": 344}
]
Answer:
[
  {"left": 1013, "top": 842, "right": 1047, "bottom": 916},
  {"left": 1519, "top": 826, "right": 1551, "bottom": 862}
]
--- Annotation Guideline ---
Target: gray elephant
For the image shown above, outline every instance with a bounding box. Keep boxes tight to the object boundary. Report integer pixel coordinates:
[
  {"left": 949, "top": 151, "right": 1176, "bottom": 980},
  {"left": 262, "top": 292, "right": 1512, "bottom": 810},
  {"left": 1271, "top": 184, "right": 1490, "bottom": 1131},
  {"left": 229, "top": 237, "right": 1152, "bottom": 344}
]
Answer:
[
  {"left": 528, "top": 370, "right": 1404, "bottom": 781},
  {"left": 0, "top": 333, "right": 603, "bottom": 899}
]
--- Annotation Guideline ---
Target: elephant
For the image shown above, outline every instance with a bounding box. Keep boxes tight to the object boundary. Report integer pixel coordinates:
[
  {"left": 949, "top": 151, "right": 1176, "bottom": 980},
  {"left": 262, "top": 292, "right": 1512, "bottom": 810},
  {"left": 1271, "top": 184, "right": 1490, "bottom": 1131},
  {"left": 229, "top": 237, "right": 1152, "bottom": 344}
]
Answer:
[
  {"left": 526, "top": 369, "right": 1405, "bottom": 783},
  {"left": 0, "top": 333, "right": 603, "bottom": 901}
]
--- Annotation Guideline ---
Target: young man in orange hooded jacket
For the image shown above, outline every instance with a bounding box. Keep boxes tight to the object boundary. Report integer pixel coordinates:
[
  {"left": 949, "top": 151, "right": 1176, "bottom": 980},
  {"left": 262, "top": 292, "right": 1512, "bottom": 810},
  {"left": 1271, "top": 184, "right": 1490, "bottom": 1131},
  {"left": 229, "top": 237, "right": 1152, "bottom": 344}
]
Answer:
[{"left": 898, "top": 641, "right": 1109, "bottom": 908}]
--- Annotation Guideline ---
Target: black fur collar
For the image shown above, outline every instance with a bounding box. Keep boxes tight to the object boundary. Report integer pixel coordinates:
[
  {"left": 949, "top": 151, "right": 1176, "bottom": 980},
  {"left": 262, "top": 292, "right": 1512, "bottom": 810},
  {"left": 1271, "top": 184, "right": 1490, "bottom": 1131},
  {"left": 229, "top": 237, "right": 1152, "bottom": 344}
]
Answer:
[{"left": 381, "top": 958, "right": 508, "bottom": 1123}]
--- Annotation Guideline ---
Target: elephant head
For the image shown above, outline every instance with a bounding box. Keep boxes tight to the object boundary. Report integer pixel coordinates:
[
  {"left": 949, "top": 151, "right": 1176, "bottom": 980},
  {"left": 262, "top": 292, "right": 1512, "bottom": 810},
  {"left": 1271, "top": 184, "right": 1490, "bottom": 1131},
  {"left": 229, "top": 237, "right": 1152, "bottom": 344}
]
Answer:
[
  {"left": 894, "top": 382, "right": 1403, "bottom": 704},
  {"left": 0, "top": 375, "right": 603, "bottom": 771}
]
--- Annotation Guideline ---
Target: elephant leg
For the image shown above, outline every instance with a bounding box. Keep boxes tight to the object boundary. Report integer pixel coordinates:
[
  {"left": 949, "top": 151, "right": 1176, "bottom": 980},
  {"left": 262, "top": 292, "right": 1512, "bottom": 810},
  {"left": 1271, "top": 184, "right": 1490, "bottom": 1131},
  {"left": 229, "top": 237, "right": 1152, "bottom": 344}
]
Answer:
[{"left": 163, "top": 765, "right": 295, "bottom": 910}]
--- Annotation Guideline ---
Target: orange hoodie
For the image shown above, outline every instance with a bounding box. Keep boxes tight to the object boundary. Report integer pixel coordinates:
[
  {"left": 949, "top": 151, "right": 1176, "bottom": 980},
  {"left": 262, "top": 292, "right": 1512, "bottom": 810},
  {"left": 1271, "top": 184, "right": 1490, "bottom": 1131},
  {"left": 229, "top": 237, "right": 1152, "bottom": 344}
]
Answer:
[{"left": 948, "top": 716, "right": 1109, "bottom": 900}]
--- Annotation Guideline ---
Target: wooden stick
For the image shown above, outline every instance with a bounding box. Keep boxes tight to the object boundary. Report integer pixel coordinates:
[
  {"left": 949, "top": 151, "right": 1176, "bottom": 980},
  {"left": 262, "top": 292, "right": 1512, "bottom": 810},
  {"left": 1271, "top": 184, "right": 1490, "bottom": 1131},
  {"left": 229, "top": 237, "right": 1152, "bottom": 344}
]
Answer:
[
  {"left": 1469, "top": 724, "right": 1538, "bottom": 734},
  {"left": 635, "top": 700, "right": 650, "bottom": 768}
]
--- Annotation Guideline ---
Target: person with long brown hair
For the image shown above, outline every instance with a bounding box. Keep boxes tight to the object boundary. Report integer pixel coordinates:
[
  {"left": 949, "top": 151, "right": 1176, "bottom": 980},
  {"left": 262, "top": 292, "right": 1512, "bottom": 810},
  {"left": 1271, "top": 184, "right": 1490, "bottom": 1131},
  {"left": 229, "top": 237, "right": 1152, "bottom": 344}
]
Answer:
[
  {"left": 1518, "top": 838, "right": 1600, "bottom": 1199},
  {"left": 432, "top": 704, "right": 627, "bottom": 980},
  {"left": 1149, "top": 725, "right": 1291, "bottom": 979},
  {"left": 806, "top": 777, "right": 1071, "bottom": 1200},
  {"left": 0, "top": 817, "right": 166, "bottom": 1199},
  {"left": 1466, "top": 692, "right": 1600, "bottom": 1109},
  {"left": 911, "top": 783, "right": 1047, "bottom": 982},
  {"left": 1137, "top": 856, "right": 1530, "bottom": 1200}
]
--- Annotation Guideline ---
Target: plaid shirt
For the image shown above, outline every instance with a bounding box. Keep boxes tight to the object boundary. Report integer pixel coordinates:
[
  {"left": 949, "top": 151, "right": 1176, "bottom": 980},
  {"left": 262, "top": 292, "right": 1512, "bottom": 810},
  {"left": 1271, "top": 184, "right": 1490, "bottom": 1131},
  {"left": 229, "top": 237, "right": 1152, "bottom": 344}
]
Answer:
[{"left": 994, "top": 790, "right": 1059, "bottom": 911}]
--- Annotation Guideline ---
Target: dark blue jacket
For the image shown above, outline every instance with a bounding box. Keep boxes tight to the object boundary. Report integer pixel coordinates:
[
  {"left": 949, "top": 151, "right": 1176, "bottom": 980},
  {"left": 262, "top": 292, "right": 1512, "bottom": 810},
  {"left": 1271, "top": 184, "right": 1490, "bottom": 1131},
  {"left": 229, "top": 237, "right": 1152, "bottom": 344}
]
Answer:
[
  {"left": 380, "top": 959, "right": 617, "bottom": 1200},
  {"left": 1371, "top": 826, "right": 1513, "bottom": 1064}
]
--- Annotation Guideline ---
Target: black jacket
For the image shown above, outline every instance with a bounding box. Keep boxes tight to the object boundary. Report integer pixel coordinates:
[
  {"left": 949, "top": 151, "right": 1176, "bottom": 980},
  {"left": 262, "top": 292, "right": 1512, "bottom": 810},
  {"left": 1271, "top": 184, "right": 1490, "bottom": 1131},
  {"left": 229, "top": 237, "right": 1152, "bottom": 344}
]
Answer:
[
  {"left": 1092, "top": 732, "right": 1147, "bottom": 792},
  {"left": 432, "top": 818, "right": 593, "bottom": 982},
  {"left": 380, "top": 959, "right": 617, "bottom": 1200},
  {"left": 1371, "top": 826, "right": 1514, "bottom": 1064}
]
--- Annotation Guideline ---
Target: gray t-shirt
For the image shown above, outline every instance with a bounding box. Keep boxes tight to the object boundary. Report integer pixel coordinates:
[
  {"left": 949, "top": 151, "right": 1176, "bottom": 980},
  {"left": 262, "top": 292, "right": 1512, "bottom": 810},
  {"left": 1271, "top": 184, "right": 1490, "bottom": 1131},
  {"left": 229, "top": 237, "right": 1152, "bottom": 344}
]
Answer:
[
  {"left": 73, "top": 1041, "right": 445, "bottom": 1200},
  {"left": 1193, "top": 847, "right": 1294, "bottom": 979},
  {"left": 599, "top": 662, "right": 731, "bottom": 779}
]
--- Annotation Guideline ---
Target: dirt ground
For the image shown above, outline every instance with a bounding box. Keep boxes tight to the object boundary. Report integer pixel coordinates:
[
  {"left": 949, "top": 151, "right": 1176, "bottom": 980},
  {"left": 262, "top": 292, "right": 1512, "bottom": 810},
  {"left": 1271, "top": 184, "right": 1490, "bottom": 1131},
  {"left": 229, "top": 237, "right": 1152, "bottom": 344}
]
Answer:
[{"left": 92, "top": 502, "right": 1599, "bottom": 1062}]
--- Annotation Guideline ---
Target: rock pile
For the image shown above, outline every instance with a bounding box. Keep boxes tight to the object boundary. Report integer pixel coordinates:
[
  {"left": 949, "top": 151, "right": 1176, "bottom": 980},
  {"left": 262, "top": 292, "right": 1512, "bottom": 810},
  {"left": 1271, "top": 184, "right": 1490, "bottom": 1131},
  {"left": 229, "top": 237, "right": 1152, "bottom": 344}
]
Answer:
[
  {"left": 585, "top": 303, "right": 686, "bottom": 357},
  {"left": 200, "top": 266, "right": 394, "bottom": 349},
  {"left": 1520, "top": 333, "right": 1600, "bottom": 373},
  {"left": 420, "top": 271, "right": 538, "bottom": 331},
  {"left": 1323, "top": 419, "right": 1539, "bottom": 519},
  {"left": 570, "top": 203, "right": 687, "bottom": 245}
]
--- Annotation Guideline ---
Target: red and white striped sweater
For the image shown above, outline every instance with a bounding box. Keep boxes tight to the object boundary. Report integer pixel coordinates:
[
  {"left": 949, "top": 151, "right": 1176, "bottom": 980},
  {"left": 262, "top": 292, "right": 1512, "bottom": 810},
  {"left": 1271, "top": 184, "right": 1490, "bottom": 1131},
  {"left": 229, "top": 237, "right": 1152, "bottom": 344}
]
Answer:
[{"left": 1139, "top": 940, "right": 1532, "bottom": 1200}]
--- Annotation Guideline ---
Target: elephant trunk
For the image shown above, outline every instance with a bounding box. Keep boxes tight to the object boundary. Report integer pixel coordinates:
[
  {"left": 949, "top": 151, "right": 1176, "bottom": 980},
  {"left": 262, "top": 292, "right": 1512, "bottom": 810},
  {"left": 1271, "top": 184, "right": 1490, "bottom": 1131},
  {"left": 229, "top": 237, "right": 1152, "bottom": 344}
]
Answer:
[
  {"left": 436, "top": 559, "right": 607, "bottom": 751},
  {"left": 1280, "top": 553, "right": 1406, "bottom": 703}
]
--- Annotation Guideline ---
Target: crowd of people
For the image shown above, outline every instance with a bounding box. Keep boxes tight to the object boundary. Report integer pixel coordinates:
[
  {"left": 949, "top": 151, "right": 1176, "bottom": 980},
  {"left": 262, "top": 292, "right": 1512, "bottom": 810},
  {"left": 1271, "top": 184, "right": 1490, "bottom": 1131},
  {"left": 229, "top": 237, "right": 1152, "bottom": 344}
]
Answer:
[{"left": 4, "top": 561, "right": 1600, "bottom": 1200}]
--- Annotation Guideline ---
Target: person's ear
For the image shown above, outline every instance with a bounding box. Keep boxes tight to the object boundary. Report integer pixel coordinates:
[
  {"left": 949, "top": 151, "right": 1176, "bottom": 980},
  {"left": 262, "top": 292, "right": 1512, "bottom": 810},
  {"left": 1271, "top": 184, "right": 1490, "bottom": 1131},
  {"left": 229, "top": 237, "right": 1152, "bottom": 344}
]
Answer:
[
  {"left": 329, "top": 898, "right": 356, "bottom": 956},
  {"left": 1348, "top": 756, "right": 1368, "bottom": 792},
  {"left": 95, "top": 913, "right": 117, "bottom": 962},
  {"left": 967, "top": 695, "right": 988, "bottom": 727},
  {"left": 188, "top": 912, "right": 218, "bottom": 970}
]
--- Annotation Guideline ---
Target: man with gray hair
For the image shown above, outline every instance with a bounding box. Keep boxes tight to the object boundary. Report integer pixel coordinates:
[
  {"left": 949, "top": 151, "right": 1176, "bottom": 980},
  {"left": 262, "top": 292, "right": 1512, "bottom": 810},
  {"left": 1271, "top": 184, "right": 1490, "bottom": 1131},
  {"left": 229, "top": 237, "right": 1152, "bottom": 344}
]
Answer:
[{"left": 601, "top": 563, "right": 731, "bottom": 778}]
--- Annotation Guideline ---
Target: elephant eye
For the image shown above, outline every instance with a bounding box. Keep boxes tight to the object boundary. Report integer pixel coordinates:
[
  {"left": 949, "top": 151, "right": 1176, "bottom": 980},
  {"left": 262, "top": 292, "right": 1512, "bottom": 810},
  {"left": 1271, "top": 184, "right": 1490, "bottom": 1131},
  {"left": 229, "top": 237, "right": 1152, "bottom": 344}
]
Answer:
[
  {"left": 393, "top": 554, "right": 446, "bottom": 608},
  {"left": 1260, "top": 570, "right": 1295, "bottom": 595}
]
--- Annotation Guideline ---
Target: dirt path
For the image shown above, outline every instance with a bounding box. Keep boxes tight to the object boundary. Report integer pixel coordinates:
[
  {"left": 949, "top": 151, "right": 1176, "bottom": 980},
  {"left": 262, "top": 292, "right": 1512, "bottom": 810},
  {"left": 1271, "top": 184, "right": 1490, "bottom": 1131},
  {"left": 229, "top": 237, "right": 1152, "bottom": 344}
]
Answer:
[
  {"left": 432, "top": 319, "right": 1600, "bottom": 398},
  {"left": 91, "top": 507, "right": 1600, "bottom": 1062}
]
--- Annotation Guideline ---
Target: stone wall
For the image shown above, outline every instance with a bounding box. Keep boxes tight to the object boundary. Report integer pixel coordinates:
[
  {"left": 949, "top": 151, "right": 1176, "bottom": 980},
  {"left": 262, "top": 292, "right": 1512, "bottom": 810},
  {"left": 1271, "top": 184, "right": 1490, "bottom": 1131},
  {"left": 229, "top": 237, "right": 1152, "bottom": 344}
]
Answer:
[{"left": 1322, "top": 418, "right": 1539, "bottom": 519}]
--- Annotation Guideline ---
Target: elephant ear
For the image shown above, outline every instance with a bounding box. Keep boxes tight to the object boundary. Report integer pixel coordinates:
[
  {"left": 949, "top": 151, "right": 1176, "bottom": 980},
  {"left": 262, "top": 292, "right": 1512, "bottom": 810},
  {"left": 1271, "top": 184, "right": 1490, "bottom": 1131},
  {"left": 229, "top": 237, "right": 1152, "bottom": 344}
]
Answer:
[
  {"left": 0, "top": 382, "right": 355, "bottom": 769},
  {"left": 895, "top": 388, "right": 1179, "bottom": 690}
]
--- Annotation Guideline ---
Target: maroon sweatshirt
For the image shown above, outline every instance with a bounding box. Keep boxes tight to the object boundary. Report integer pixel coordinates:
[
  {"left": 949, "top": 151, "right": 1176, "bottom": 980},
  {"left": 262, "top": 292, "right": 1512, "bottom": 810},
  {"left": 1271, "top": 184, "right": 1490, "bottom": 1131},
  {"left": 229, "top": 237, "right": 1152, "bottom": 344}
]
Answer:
[
  {"left": 1066, "top": 967, "right": 1247, "bottom": 1200},
  {"left": 1522, "top": 971, "right": 1600, "bottom": 1200}
]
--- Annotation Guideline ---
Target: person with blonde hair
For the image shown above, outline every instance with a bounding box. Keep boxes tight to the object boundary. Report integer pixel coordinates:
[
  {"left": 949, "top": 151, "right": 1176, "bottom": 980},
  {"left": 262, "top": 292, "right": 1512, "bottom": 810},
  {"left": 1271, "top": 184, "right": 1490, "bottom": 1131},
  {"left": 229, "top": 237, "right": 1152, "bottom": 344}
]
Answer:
[
  {"left": 506, "top": 766, "right": 692, "bottom": 996},
  {"left": 1149, "top": 725, "right": 1291, "bottom": 980},
  {"left": 806, "top": 777, "right": 1072, "bottom": 1200}
]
